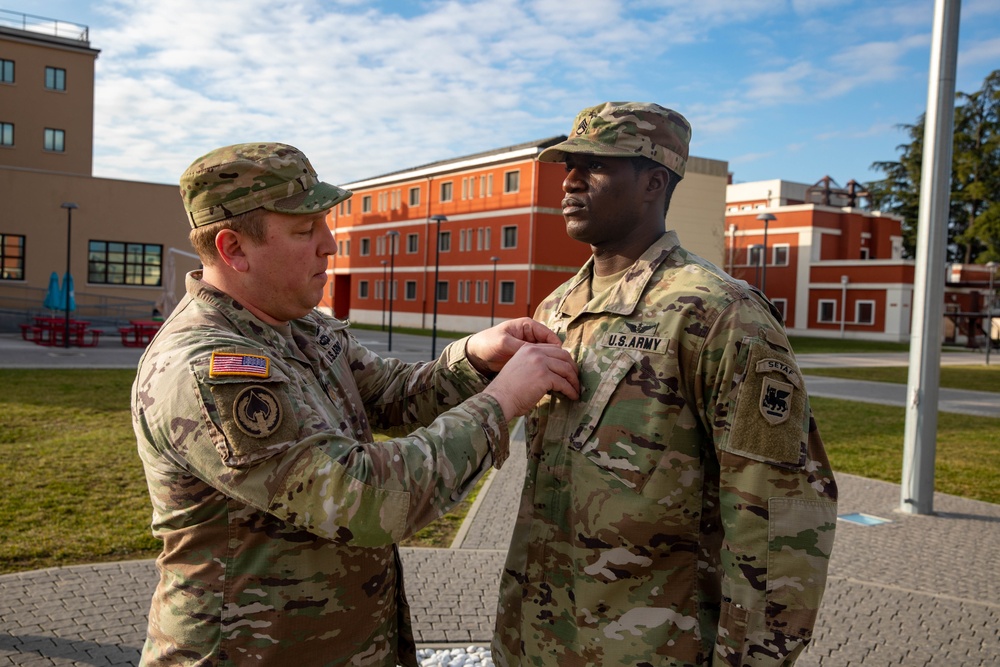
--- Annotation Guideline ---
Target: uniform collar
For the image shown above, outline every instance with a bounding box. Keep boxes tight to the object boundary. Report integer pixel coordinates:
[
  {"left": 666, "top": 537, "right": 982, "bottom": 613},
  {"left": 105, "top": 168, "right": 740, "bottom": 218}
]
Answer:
[{"left": 556, "top": 231, "right": 682, "bottom": 320}]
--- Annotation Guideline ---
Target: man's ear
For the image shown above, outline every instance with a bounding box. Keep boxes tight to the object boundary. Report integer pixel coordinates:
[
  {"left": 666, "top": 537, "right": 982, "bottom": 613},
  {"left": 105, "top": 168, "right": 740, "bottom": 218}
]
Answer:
[
  {"left": 646, "top": 165, "right": 670, "bottom": 196},
  {"left": 215, "top": 229, "right": 250, "bottom": 273}
]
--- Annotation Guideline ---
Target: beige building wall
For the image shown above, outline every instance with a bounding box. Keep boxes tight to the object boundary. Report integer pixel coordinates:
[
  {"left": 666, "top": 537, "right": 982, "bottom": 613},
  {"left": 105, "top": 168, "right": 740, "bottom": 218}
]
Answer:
[
  {"left": 0, "top": 26, "right": 98, "bottom": 175},
  {"left": 669, "top": 156, "right": 728, "bottom": 266},
  {"left": 0, "top": 167, "right": 195, "bottom": 316}
]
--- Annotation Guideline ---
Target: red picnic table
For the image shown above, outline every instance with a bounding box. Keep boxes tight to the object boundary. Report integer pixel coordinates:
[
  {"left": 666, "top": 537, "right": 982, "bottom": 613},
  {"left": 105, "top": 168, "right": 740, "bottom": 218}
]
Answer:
[
  {"left": 19, "top": 316, "right": 101, "bottom": 347},
  {"left": 119, "top": 319, "right": 163, "bottom": 347}
]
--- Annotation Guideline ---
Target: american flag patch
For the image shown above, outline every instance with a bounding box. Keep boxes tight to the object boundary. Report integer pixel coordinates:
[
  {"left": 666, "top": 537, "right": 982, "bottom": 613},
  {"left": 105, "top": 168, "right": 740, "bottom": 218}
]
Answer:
[{"left": 209, "top": 352, "right": 270, "bottom": 378}]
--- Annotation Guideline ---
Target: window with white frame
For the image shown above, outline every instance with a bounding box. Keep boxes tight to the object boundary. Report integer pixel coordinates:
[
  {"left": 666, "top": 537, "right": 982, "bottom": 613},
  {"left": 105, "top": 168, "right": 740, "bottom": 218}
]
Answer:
[
  {"left": 409, "top": 187, "right": 420, "bottom": 206},
  {"left": 375, "top": 280, "right": 383, "bottom": 300},
  {"left": 405, "top": 280, "right": 417, "bottom": 300},
  {"left": 436, "top": 280, "right": 448, "bottom": 302},
  {"left": 772, "top": 244, "right": 789, "bottom": 266},
  {"left": 818, "top": 299, "right": 837, "bottom": 323},
  {"left": 457, "top": 280, "right": 465, "bottom": 303},
  {"left": 1, "top": 233, "right": 26, "bottom": 280},
  {"left": 459, "top": 229, "right": 466, "bottom": 252},
  {"left": 440, "top": 181, "right": 453, "bottom": 202},
  {"left": 362, "top": 195, "right": 372, "bottom": 213},
  {"left": 0, "top": 122, "right": 12, "bottom": 146},
  {"left": 0, "top": 59, "right": 13, "bottom": 84},
  {"left": 407, "top": 233, "right": 419, "bottom": 254},
  {"left": 771, "top": 298, "right": 787, "bottom": 322},
  {"left": 499, "top": 280, "right": 515, "bottom": 304},
  {"left": 860, "top": 247, "right": 871, "bottom": 260},
  {"left": 360, "top": 238, "right": 371, "bottom": 256},
  {"left": 856, "top": 300, "right": 875, "bottom": 325},
  {"left": 376, "top": 236, "right": 385, "bottom": 256},
  {"left": 358, "top": 281, "right": 369, "bottom": 298},
  {"left": 504, "top": 170, "right": 520, "bottom": 193},
  {"left": 748, "top": 245, "right": 764, "bottom": 267},
  {"left": 502, "top": 225, "right": 517, "bottom": 249},
  {"left": 439, "top": 230, "right": 451, "bottom": 252},
  {"left": 461, "top": 178, "right": 469, "bottom": 200}
]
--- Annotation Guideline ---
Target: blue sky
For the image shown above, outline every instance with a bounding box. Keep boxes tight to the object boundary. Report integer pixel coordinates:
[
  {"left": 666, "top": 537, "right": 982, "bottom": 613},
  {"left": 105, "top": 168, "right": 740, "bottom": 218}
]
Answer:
[{"left": 12, "top": 0, "right": 1000, "bottom": 189}]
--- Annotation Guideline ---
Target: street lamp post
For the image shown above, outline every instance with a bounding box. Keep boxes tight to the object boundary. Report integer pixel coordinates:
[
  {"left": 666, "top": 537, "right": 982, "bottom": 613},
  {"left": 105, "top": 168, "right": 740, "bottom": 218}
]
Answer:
[
  {"left": 489, "top": 256, "right": 499, "bottom": 326},
  {"left": 61, "top": 202, "right": 78, "bottom": 348},
  {"left": 386, "top": 231, "right": 399, "bottom": 352},
  {"left": 987, "top": 261, "right": 997, "bottom": 366},
  {"left": 756, "top": 213, "right": 775, "bottom": 295},
  {"left": 380, "top": 260, "right": 388, "bottom": 331},
  {"left": 430, "top": 215, "right": 447, "bottom": 358}
]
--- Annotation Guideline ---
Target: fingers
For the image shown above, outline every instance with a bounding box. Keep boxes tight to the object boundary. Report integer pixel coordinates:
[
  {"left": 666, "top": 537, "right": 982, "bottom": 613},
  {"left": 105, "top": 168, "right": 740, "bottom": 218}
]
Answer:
[{"left": 484, "top": 343, "right": 580, "bottom": 420}]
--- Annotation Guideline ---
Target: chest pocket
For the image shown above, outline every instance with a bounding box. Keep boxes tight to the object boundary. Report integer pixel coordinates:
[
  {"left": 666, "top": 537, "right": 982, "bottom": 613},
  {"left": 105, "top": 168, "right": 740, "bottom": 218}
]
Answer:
[{"left": 566, "top": 342, "right": 683, "bottom": 493}]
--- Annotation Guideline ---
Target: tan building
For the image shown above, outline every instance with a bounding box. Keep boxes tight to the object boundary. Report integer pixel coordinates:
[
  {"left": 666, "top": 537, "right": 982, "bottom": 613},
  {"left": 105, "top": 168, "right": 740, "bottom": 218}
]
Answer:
[{"left": 0, "top": 11, "right": 195, "bottom": 327}]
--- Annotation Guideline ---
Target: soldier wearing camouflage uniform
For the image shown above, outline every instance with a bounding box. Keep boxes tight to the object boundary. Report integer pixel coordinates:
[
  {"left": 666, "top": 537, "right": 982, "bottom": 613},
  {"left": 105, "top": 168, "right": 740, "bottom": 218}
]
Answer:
[
  {"left": 492, "top": 103, "right": 838, "bottom": 666},
  {"left": 132, "top": 143, "right": 579, "bottom": 667}
]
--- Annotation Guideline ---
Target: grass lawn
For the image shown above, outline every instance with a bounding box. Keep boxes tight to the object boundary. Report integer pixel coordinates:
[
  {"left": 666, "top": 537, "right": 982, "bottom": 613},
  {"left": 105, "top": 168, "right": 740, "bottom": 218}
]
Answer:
[
  {"left": 787, "top": 336, "right": 911, "bottom": 354},
  {"left": 811, "top": 397, "right": 1000, "bottom": 504},
  {"left": 0, "top": 369, "right": 482, "bottom": 575},
  {"left": 804, "top": 365, "right": 1000, "bottom": 393}
]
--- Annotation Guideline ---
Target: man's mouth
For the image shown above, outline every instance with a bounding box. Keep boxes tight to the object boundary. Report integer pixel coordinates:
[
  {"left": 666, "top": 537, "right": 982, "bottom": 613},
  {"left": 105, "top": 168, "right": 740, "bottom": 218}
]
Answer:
[{"left": 562, "top": 197, "right": 585, "bottom": 215}]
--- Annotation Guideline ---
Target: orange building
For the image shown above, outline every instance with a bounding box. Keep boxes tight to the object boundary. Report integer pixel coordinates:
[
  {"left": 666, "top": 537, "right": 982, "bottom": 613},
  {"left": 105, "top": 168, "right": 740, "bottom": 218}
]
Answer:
[
  {"left": 324, "top": 146, "right": 729, "bottom": 332},
  {"left": 725, "top": 178, "right": 915, "bottom": 342}
]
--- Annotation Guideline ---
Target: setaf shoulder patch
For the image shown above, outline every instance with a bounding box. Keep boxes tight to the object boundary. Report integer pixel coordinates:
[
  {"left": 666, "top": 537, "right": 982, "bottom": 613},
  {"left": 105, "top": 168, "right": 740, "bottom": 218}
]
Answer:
[
  {"left": 210, "top": 381, "right": 298, "bottom": 464},
  {"left": 231, "top": 385, "right": 283, "bottom": 438},
  {"left": 721, "top": 339, "right": 807, "bottom": 467}
]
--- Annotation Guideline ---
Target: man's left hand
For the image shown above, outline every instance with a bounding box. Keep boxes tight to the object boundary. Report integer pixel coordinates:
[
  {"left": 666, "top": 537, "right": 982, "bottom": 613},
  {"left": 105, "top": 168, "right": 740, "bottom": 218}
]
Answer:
[{"left": 465, "top": 318, "right": 563, "bottom": 375}]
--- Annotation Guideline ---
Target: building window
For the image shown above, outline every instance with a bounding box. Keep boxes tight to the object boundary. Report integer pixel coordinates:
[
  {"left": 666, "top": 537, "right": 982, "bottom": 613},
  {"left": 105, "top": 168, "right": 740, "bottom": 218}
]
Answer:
[
  {"left": 772, "top": 244, "right": 789, "bottom": 266},
  {"left": 771, "top": 298, "right": 787, "bottom": 322},
  {"left": 462, "top": 177, "right": 469, "bottom": 200},
  {"left": 362, "top": 195, "right": 372, "bottom": 213},
  {"left": 487, "top": 174, "right": 493, "bottom": 196},
  {"left": 405, "top": 280, "right": 417, "bottom": 300},
  {"left": 1, "top": 233, "right": 25, "bottom": 280},
  {"left": 360, "top": 238, "right": 371, "bottom": 256},
  {"left": 499, "top": 280, "right": 515, "bottom": 304},
  {"left": 504, "top": 170, "right": 520, "bottom": 193},
  {"left": 440, "top": 181, "right": 453, "bottom": 202},
  {"left": 856, "top": 300, "right": 875, "bottom": 325},
  {"left": 0, "top": 59, "right": 13, "bottom": 84},
  {"left": 88, "top": 240, "right": 162, "bottom": 286},
  {"left": 409, "top": 187, "right": 420, "bottom": 206},
  {"left": 44, "top": 128, "right": 65, "bottom": 152},
  {"left": 375, "top": 280, "right": 383, "bottom": 300},
  {"left": 358, "top": 281, "right": 369, "bottom": 299},
  {"left": 407, "top": 233, "right": 419, "bottom": 254},
  {"left": 860, "top": 247, "right": 871, "bottom": 260},
  {"left": 45, "top": 66, "right": 66, "bottom": 91},
  {"left": 376, "top": 235, "right": 385, "bottom": 256},
  {"left": 817, "top": 299, "right": 837, "bottom": 324},
  {"left": 436, "top": 280, "right": 449, "bottom": 302},
  {"left": 748, "top": 245, "right": 764, "bottom": 267},
  {"left": 457, "top": 280, "right": 465, "bottom": 303},
  {"left": 0, "top": 122, "right": 12, "bottom": 147},
  {"left": 502, "top": 225, "right": 517, "bottom": 249},
  {"left": 439, "top": 230, "right": 451, "bottom": 252}
]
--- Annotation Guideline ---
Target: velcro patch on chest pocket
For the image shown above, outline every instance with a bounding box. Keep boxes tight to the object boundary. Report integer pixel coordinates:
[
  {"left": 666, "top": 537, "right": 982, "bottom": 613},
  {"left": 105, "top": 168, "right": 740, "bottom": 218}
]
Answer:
[{"left": 722, "top": 341, "right": 806, "bottom": 467}]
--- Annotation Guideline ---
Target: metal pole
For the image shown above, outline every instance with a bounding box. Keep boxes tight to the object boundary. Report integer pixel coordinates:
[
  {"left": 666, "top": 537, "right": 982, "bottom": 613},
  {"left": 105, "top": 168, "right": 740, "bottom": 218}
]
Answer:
[
  {"left": 430, "top": 215, "right": 446, "bottom": 358},
  {"left": 387, "top": 232, "right": 398, "bottom": 352},
  {"left": 900, "top": 0, "right": 961, "bottom": 516},
  {"left": 490, "top": 256, "right": 499, "bottom": 326},
  {"left": 987, "top": 262, "right": 997, "bottom": 366},
  {"left": 61, "top": 202, "right": 77, "bottom": 348},
  {"left": 756, "top": 213, "right": 775, "bottom": 295},
  {"left": 380, "top": 260, "right": 387, "bottom": 331}
]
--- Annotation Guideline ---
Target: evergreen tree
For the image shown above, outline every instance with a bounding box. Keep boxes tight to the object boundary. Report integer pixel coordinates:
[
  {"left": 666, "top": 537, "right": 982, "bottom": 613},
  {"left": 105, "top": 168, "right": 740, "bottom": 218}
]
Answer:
[{"left": 868, "top": 69, "right": 1000, "bottom": 263}]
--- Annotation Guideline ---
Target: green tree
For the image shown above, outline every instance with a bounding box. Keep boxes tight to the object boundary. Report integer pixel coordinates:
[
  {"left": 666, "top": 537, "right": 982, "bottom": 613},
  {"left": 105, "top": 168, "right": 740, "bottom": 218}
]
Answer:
[{"left": 868, "top": 69, "right": 1000, "bottom": 263}]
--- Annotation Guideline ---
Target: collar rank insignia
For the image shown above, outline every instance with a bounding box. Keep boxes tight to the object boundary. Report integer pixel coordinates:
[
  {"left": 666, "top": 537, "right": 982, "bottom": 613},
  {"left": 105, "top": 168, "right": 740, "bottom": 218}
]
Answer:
[
  {"left": 233, "top": 385, "right": 282, "bottom": 438},
  {"left": 210, "top": 352, "right": 270, "bottom": 378}
]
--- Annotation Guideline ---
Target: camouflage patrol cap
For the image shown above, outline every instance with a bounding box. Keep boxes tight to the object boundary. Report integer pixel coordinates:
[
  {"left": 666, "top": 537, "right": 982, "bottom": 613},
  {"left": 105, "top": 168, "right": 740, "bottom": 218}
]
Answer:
[
  {"left": 180, "top": 142, "right": 353, "bottom": 228},
  {"left": 538, "top": 101, "right": 692, "bottom": 178}
]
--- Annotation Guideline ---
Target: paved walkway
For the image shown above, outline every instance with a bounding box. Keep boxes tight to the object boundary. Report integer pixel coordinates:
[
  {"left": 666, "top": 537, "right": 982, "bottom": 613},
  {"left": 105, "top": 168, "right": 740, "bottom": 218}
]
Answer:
[{"left": 2, "top": 333, "right": 999, "bottom": 665}]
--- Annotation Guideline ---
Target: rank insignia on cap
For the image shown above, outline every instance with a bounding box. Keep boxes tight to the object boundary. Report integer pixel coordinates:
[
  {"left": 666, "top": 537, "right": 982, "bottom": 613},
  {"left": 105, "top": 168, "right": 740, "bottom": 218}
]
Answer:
[
  {"left": 233, "top": 385, "right": 282, "bottom": 438},
  {"left": 210, "top": 352, "right": 270, "bottom": 378},
  {"left": 760, "top": 377, "right": 793, "bottom": 425}
]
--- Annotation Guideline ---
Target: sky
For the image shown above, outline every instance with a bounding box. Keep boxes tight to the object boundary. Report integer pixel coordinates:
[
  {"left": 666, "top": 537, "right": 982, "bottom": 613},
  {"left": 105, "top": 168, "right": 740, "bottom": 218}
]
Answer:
[{"left": 11, "top": 0, "right": 1000, "bottom": 189}]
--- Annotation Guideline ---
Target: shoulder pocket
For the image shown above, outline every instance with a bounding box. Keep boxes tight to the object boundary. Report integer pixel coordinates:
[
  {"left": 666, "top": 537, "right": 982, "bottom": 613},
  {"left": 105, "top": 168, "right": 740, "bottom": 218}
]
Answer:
[
  {"left": 720, "top": 339, "right": 807, "bottom": 468},
  {"left": 194, "top": 352, "right": 300, "bottom": 468}
]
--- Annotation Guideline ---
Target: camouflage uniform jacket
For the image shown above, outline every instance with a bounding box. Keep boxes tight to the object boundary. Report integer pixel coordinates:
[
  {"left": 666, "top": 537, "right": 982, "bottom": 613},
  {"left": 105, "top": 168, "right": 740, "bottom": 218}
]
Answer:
[
  {"left": 493, "top": 232, "right": 837, "bottom": 666},
  {"left": 133, "top": 271, "right": 509, "bottom": 667}
]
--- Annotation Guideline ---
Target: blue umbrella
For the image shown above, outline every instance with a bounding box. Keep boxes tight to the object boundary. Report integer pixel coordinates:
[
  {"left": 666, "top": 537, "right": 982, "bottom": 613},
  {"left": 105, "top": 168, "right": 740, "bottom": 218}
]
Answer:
[
  {"left": 43, "top": 271, "right": 63, "bottom": 311},
  {"left": 61, "top": 272, "right": 76, "bottom": 312}
]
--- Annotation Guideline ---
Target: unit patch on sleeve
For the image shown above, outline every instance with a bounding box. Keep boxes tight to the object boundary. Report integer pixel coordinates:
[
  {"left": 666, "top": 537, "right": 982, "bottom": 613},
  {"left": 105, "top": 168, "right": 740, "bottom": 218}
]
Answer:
[{"left": 209, "top": 352, "right": 270, "bottom": 378}]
